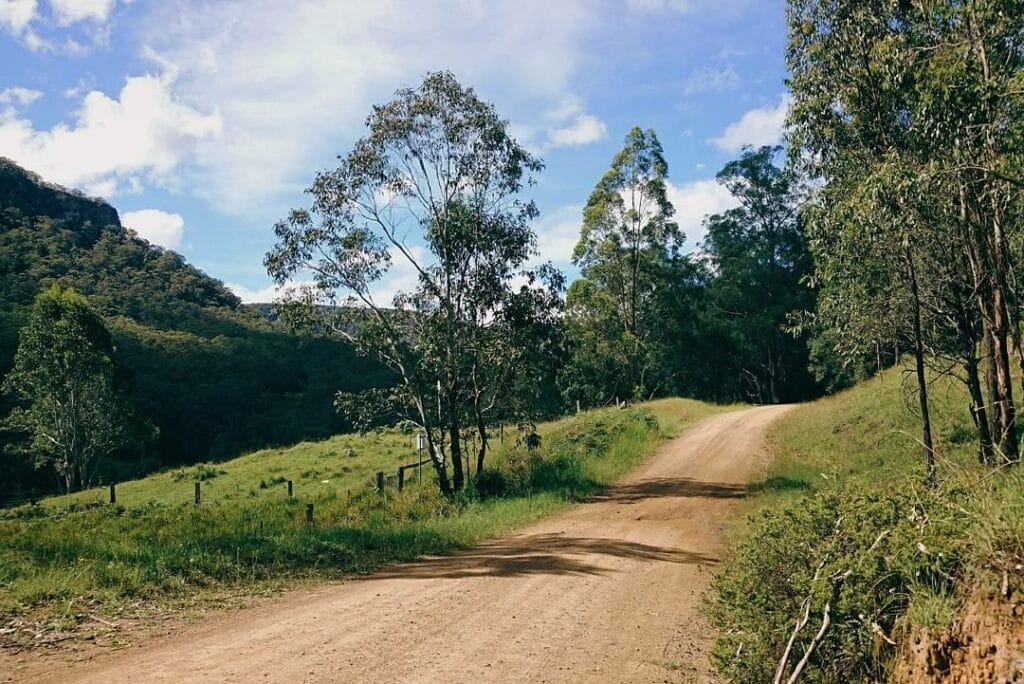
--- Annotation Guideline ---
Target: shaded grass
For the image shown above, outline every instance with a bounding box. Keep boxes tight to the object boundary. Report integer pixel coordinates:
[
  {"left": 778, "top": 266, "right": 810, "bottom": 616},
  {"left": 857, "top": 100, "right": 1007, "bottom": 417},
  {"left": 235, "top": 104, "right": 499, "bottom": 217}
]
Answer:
[
  {"left": 709, "top": 368, "right": 1024, "bottom": 682},
  {"left": 0, "top": 398, "right": 726, "bottom": 620}
]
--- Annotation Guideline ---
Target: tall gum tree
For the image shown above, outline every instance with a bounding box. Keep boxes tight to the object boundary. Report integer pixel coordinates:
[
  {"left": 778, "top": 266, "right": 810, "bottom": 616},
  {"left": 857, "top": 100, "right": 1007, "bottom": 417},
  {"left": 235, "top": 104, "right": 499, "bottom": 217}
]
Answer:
[
  {"left": 567, "top": 127, "right": 682, "bottom": 402},
  {"left": 265, "top": 72, "right": 560, "bottom": 496}
]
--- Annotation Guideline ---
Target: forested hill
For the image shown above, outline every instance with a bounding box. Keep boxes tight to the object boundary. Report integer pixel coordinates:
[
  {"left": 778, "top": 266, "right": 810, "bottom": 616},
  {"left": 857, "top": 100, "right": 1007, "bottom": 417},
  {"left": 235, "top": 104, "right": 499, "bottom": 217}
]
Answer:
[{"left": 0, "top": 158, "right": 390, "bottom": 492}]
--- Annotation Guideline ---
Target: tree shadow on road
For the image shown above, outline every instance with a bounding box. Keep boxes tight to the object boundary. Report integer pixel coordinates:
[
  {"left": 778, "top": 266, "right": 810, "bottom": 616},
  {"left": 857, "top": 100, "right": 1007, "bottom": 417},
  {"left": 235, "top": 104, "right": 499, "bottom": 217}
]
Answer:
[
  {"left": 363, "top": 533, "right": 718, "bottom": 580},
  {"left": 593, "top": 477, "right": 748, "bottom": 503}
]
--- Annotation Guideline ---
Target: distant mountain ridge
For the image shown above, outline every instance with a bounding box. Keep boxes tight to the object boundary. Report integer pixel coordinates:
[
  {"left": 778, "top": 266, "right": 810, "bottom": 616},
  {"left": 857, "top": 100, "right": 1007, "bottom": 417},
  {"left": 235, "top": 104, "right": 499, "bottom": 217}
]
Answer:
[{"left": 0, "top": 159, "right": 388, "bottom": 494}]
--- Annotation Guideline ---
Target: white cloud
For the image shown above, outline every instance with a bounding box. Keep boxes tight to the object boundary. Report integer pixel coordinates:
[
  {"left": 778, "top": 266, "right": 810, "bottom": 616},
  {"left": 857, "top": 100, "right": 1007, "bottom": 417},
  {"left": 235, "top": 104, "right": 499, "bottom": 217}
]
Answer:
[
  {"left": 0, "top": 0, "right": 121, "bottom": 50},
  {"left": 710, "top": 94, "right": 792, "bottom": 154},
  {"left": 49, "top": 0, "right": 117, "bottom": 25},
  {"left": 683, "top": 64, "right": 740, "bottom": 95},
  {"left": 226, "top": 282, "right": 282, "bottom": 304},
  {"left": 513, "top": 96, "right": 607, "bottom": 152},
  {"left": 0, "top": 87, "right": 42, "bottom": 107},
  {"left": 136, "top": 0, "right": 594, "bottom": 215},
  {"left": 0, "top": 72, "right": 221, "bottom": 197},
  {"left": 549, "top": 114, "right": 608, "bottom": 148},
  {"left": 666, "top": 179, "right": 740, "bottom": 250},
  {"left": 533, "top": 204, "right": 583, "bottom": 265},
  {"left": 122, "top": 209, "right": 185, "bottom": 250},
  {"left": 0, "top": 0, "right": 36, "bottom": 33}
]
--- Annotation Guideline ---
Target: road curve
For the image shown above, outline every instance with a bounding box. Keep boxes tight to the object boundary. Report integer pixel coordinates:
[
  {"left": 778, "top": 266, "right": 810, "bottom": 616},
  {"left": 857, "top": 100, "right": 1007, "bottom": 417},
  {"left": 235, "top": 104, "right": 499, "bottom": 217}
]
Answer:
[{"left": 45, "top": 404, "right": 793, "bottom": 684}]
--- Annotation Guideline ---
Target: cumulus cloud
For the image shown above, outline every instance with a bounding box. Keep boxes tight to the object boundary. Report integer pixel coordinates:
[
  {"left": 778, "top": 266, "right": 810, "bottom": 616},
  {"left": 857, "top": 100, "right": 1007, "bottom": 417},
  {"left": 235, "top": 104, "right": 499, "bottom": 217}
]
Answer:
[
  {"left": 0, "top": 0, "right": 35, "bottom": 33},
  {"left": 122, "top": 209, "right": 185, "bottom": 250},
  {"left": 49, "top": 0, "right": 117, "bottom": 25},
  {"left": 549, "top": 114, "right": 608, "bottom": 148},
  {"left": 225, "top": 282, "right": 281, "bottom": 304},
  {"left": 512, "top": 96, "right": 608, "bottom": 152},
  {"left": 0, "top": 72, "right": 221, "bottom": 197},
  {"left": 666, "top": 178, "right": 740, "bottom": 249},
  {"left": 137, "top": 0, "right": 594, "bottom": 215},
  {"left": 0, "top": 87, "right": 42, "bottom": 107},
  {"left": 710, "top": 94, "right": 792, "bottom": 153},
  {"left": 0, "top": 0, "right": 123, "bottom": 50}
]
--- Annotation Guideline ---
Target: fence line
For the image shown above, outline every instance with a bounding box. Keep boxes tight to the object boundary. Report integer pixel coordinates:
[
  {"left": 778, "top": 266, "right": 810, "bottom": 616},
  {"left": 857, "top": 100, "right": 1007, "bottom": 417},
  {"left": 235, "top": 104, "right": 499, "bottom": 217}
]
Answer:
[{"left": 0, "top": 459, "right": 438, "bottom": 515}]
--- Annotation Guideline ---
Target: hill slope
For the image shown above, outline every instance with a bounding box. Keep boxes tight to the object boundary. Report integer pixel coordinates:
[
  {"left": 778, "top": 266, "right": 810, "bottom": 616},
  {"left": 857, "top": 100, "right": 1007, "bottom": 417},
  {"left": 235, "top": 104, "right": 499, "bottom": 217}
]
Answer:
[
  {"left": 710, "top": 369, "right": 1024, "bottom": 682},
  {"left": 0, "top": 158, "right": 390, "bottom": 494}
]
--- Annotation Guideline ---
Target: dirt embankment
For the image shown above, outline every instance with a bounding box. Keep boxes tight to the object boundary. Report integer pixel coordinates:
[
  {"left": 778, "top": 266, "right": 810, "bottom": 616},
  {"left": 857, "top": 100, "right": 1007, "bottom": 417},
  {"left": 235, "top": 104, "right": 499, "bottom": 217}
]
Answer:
[{"left": 894, "top": 585, "right": 1024, "bottom": 683}]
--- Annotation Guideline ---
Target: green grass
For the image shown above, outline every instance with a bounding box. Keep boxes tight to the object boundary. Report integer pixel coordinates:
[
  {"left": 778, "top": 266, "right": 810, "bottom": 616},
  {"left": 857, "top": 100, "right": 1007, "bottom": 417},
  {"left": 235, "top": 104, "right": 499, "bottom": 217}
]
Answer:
[
  {"left": 0, "top": 398, "right": 725, "bottom": 625},
  {"left": 709, "top": 368, "right": 1024, "bottom": 682}
]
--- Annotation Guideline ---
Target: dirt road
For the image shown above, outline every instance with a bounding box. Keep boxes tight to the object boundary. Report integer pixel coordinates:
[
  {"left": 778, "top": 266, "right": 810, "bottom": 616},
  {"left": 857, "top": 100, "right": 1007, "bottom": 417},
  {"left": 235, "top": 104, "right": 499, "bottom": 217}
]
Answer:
[{"left": 42, "top": 405, "right": 791, "bottom": 684}]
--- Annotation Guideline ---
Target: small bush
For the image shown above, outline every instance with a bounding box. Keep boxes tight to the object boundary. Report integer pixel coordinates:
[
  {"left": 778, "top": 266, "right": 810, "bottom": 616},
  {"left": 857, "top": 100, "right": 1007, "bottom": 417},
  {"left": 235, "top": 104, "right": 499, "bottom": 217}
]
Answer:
[{"left": 170, "top": 464, "right": 226, "bottom": 482}]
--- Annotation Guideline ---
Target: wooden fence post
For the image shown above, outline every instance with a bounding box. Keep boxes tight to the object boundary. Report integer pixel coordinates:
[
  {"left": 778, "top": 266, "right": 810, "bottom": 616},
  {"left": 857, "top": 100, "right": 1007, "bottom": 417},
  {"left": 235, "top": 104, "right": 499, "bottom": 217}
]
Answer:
[
  {"left": 194, "top": 482, "right": 201, "bottom": 505},
  {"left": 397, "top": 467, "right": 405, "bottom": 492},
  {"left": 109, "top": 482, "right": 116, "bottom": 505},
  {"left": 375, "top": 471, "right": 384, "bottom": 494},
  {"left": 305, "top": 503, "right": 314, "bottom": 525},
  {"left": 287, "top": 480, "right": 293, "bottom": 498}
]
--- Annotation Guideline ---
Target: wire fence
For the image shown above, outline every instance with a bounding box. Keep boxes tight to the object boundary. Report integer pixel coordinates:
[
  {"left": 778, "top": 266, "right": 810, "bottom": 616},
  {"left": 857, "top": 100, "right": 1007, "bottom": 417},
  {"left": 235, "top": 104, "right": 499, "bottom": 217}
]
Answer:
[
  {"left": 0, "top": 489, "right": 45, "bottom": 509},
  {"left": 0, "top": 458, "right": 435, "bottom": 515}
]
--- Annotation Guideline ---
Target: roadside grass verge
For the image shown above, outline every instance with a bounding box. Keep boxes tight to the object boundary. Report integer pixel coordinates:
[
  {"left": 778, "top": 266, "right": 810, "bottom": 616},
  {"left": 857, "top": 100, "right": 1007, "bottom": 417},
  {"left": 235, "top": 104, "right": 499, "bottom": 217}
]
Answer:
[
  {"left": 0, "top": 398, "right": 725, "bottom": 634},
  {"left": 709, "top": 369, "right": 1024, "bottom": 682}
]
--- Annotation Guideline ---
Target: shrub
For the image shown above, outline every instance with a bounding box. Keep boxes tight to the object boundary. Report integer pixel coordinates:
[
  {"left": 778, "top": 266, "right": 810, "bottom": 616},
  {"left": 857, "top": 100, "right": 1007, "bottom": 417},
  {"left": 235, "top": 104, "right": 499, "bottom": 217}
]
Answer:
[{"left": 710, "top": 481, "right": 968, "bottom": 683}]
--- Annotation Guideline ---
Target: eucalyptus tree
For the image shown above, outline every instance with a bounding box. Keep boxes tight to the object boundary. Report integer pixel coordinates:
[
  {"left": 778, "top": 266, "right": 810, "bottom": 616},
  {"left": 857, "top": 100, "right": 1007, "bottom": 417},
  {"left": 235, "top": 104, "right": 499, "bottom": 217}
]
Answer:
[
  {"left": 789, "top": 0, "right": 1024, "bottom": 466},
  {"left": 566, "top": 127, "right": 683, "bottom": 402},
  {"left": 702, "top": 146, "right": 816, "bottom": 404},
  {"left": 265, "top": 72, "right": 559, "bottom": 496},
  {"left": 2, "top": 285, "right": 142, "bottom": 492}
]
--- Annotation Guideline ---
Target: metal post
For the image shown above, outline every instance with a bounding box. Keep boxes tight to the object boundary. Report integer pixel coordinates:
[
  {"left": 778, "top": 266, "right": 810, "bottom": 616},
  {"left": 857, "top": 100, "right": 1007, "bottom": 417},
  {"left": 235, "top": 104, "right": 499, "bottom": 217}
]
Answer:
[
  {"left": 287, "top": 480, "right": 293, "bottom": 498},
  {"left": 194, "top": 482, "right": 201, "bottom": 505},
  {"left": 109, "top": 482, "right": 116, "bottom": 505},
  {"left": 416, "top": 433, "right": 426, "bottom": 484}
]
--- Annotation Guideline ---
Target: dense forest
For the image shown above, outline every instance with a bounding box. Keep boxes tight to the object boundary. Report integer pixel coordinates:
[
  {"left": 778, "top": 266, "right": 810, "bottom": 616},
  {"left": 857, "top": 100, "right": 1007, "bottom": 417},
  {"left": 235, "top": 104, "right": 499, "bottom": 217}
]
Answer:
[{"left": 0, "top": 158, "right": 391, "bottom": 496}]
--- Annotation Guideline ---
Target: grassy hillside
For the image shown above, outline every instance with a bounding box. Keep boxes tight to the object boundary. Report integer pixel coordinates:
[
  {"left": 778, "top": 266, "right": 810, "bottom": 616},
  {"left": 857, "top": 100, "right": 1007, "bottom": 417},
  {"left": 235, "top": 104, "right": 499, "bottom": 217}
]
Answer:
[
  {"left": 0, "top": 158, "right": 391, "bottom": 495},
  {"left": 710, "top": 368, "right": 1024, "bottom": 682},
  {"left": 0, "top": 398, "right": 725, "bottom": 643}
]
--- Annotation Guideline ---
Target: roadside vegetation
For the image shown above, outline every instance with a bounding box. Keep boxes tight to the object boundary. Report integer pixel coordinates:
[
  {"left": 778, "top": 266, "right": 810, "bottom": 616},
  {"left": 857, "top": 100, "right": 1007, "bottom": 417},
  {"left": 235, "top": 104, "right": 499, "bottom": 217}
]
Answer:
[
  {"left": 0, "top": 397, "right": 722, "bottom": 641},
  {"left": 710, "top": 369, "right": 1024, "bottom": 682}
]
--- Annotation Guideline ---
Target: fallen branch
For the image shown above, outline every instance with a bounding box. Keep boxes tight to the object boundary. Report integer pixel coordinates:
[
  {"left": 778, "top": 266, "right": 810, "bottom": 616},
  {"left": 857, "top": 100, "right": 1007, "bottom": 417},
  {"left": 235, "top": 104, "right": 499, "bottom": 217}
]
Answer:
[
  {"left": 774, "top": 597, "right": 812, "bottom": 684},
  {"left": 786, "top": 600, "right": 832, "bottom": 684},
  {"left": 88, "top": 614, "right": 119, "bottom": 630}
]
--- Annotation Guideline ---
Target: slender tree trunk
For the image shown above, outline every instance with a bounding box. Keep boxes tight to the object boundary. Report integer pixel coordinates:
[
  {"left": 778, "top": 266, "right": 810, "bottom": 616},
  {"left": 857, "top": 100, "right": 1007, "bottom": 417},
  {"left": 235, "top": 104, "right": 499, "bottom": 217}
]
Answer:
[
  {"left": 446, "top": 381, "right": 465, "bottom": 490},
  {"left": 984, "top": 324, "right": 1004, "bottom": 450},
  {"left": 474, "top": 398, "right": 488, "bottom": 477},
  {"left": 904, "top": 243, "right": 936, "bottom": 482},
  {"left": 990, "top": 288, "right": 1018, "bottom": 462},
  {"left": 416, "top": 398, "right": 452, "bottom": 497},
  {"left": 965, "top": 356, "right": 994, "bottom": 464}
]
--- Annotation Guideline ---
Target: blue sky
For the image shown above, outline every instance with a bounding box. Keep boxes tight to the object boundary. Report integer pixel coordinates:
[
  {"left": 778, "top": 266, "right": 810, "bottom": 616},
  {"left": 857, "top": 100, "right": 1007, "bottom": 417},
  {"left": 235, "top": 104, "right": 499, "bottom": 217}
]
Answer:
[{"left": 0, "top": 0, "right": 789, "bottom": 302}]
